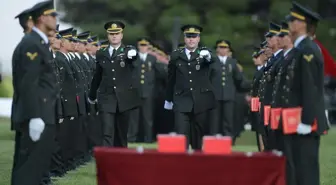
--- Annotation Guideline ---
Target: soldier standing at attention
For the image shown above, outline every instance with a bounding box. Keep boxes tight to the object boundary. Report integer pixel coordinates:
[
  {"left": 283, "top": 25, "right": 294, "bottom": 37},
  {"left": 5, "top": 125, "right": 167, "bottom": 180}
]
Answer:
[
  {"left": 259, "top": 22, "right": 283, "bottom": 151},
  {"left": 88, "top": 21, "right": 139, "bottom": 147},
  {"left": 209, "top": 40, "right": 248, "bottom": 137},
  {"left": 128, "top": 37, "right": 162, "bottom": 143},
  {"left": 164, "top": 24, "right": 215, "bottom": 150},
  {"left": 11, "top": 7, "right": 34, "bottom": 185},
  {"left": 278, "top": 2, "right": 329, "bottom": 185},
  {"left": 10, "top": 1, "right": 59, "bottom": 185}
]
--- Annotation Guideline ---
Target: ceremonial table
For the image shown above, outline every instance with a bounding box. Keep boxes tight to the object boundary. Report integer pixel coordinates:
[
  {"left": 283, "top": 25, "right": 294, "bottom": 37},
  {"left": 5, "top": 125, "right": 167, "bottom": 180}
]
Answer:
[{"left": 94, "top": 148, "right": 285, "bottom": 185}]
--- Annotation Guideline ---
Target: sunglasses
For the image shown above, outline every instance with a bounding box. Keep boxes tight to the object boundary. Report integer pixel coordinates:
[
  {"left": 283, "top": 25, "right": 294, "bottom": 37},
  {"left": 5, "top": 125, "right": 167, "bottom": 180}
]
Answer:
[{"left": 139, "top": 44, "right": 148, "bottom": 46}]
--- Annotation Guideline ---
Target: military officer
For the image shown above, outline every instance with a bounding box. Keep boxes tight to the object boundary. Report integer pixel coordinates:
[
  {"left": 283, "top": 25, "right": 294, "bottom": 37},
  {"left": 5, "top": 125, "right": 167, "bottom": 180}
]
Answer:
[
  {"left": 88, "top": 21, "right": 139, "bottom": 147},
  {"left": 127, "top": 37, "right": 162, "bottom": 143},
  {"left": 209, "top": 40, "right": 249, "bottom": 137},
  {"left": 276, "top": 2, "right": 329, "bottom": 185},
  {"left": 164, "top": 24, "right": 215, "bottom": 150},
  {"left": 258, "top": 22, "right": 283, "bottom": 151},
  {"left": 11, "top": 7, "right": 35, "bottom": 185},
  {"left": 55, "top": 27, "right": 83, "bottom": 171},
  {"left": 10, "top": 1, "right": 59, "bottom": 185}
]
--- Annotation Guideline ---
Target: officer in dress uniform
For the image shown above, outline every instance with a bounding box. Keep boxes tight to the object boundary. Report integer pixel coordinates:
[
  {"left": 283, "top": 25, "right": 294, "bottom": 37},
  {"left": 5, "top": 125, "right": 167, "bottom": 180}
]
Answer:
[
  {"left": 85, "top": 35, "right": 102, "bottom": 150},
  {"left": 270, "top": 2, "right": 329, "bottom": 185},
  {"left": 66, "top": 30, "right": 89, "bottom": 166},
  {"left": 11, "top": 7, "right": 35, "bottom": 185},
  {"left": 258, "top": 22, "right": 284, "bottom": 151},
  {"left": 209, "top": 40, "right": 249, "bottom": 137},
  {"left": 128, "top": 37, "right": 163, "bottom": 143},
  {"left": 88, "top": 21, "right": 139, "bottom": 147},
  {"left": 164, "top": 24, "right": 215, "bottom": 150},
  {"left": 55, "top": 27, "right": 80, "bottom": 172},
  {"left": 76, "top": 31, "right": 94, "bottom": 161},
  {"left": 47, "top": 27, "right": 68, "bottom": 178},
  {"left": 11, "top": 1, "right": 58, "bottom": 185}
]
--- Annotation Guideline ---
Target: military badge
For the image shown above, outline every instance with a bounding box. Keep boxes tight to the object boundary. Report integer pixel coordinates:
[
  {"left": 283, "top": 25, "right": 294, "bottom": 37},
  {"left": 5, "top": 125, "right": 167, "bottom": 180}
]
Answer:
[
  {"left": 303, "top": 54, "right": 313, "bottom": 62},
  {"left": 267, "top": 74, "right": 271, "bottom": 81},
  {"left": 148, "top": 62, "right": 152, "bottom": 71},
  {"left": 26, "top": 52, "right": 38, "bottom": 61},
  {"left": 196, "top": 64, "right": 200, "bottom": 70},
  {"left": 120, "top": 61, "right": 125, "bottom": 67}
]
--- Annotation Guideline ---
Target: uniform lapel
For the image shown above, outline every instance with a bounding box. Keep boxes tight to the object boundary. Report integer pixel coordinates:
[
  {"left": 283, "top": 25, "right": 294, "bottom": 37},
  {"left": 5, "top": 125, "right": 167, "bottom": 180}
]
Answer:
[{"left": 179, "top": 49, "right": 189, "bottom": 62}]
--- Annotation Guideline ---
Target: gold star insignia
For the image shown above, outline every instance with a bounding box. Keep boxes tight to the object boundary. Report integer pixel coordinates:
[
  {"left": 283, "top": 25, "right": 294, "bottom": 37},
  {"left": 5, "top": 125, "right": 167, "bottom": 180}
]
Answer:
[{"left": 26, "top": 52, "right": 38, "bottom": 61}]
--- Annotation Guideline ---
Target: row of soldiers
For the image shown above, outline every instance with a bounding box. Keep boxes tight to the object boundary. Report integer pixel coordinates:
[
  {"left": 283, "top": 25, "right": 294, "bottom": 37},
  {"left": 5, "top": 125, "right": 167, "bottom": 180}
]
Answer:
[
  {"left": 10, "top": 1, "right": 173, "bottom": 185},
  {"left": 248, "top": 2, "right": 329, "bottom": 185}
]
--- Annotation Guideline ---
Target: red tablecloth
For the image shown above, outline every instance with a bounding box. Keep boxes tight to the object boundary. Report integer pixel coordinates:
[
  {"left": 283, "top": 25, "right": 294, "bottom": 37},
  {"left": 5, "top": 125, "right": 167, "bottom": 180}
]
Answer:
[{"left": 94, "top": 148, "right": 285, "bottom": 185}]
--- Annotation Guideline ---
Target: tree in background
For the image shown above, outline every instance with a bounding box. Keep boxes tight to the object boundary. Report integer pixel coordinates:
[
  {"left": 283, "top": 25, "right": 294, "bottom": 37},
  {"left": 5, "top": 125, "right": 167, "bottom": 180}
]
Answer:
[{"left": 57, "top": 0, "right": 336, "bottom": 77}]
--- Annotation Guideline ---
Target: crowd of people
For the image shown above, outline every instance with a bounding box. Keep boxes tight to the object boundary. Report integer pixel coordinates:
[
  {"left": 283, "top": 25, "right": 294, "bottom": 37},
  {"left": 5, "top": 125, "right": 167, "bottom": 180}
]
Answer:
[{"left": 9, "top": 0, "right": 330, "bottom": 185}]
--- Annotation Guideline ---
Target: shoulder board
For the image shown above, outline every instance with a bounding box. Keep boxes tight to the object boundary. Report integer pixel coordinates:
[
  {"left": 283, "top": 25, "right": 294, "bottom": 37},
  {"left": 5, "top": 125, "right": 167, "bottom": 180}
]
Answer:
[
  {"left": 125, "top": 45, "right": 135, "bottom": 49},
  {"left": 99, "top": 47, "right": 107, "bottom": 51}
]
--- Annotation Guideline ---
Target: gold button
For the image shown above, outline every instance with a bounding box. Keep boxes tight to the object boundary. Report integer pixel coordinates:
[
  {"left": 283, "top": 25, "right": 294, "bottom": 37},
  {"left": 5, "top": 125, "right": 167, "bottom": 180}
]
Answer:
[
  {"left": 188, "top": 63, "right": 191, "bottom": 65},
  {"left": 222, "top": 72, "right": 225, "bottom": 75},
  {"left": 222, "top": 77, "right": 225, "bottom": 80},
  {"left": 190, "top": 88, "right": 193, "bottom": 90},
  {"left": 112, "top": 69, "right": 115, "bottom": 72},
  {"left": 222, "top": 82, "right": 225, "bottom": 86},
  {"left": 141, "top": 75, "right": 145, "bottom": 79},
  {"left": 140, "top": 80, "right": 145, "bottom": 84},
  {"left": 222, "top": 67, "right": 225, "bottom": 70},
  {"left": 113, "top": 78, "right": 116, "bottom": 80},
  {"left": 142, "top": 64, "right": 145, "bottom": 68},
  {"left": 189, "top": 71, "right": 191, "bottom": 74},
  {"left": 141, "top": 69, "right": 145, "bottom": 73},
  {"left": 189, "top": 80, "right": 192, "bottom": 82}
]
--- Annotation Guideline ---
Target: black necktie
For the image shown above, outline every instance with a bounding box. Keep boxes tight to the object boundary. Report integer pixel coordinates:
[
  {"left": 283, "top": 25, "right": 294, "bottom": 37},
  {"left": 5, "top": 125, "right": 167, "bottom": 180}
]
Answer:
[
  {"left": 112, "top": 49, "right": 117, "bottom": 57},
  {"left": 189, "top": 52, "right": 194, "bottom": 60}
]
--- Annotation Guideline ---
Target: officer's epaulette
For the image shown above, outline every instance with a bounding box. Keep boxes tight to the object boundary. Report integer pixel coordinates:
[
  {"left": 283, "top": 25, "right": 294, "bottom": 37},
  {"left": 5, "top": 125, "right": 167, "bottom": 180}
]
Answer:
[
  {"left": 99, "top": 47, "right": 107, "bottom": 51},
  {"left": 174, "top": 48, "right": 184, "bottom": 53},
  {"left": 125, "top": 45, "right": 135, "bottom": 49}
]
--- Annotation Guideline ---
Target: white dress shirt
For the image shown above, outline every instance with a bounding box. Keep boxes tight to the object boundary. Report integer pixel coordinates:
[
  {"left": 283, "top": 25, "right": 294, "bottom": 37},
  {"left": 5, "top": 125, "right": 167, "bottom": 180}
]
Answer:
[
  {"left": 32, "top": 27, "right": 48, "bottom": 44},
  {"left": 185, "top": 48, "right": 196, "bottom": 60},
  {"left": 294, "top": 35, "right": 307, "bottom": 48},
  {"left": 108, "top": 45, "right": 121, "bottom": 57}
]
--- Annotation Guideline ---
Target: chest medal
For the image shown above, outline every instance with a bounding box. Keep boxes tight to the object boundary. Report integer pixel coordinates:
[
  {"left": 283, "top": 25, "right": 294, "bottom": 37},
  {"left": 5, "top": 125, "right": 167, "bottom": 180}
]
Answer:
[
  {"left": 120, "top": 61, "right": 125, "bottom": 67},
  {"left": 196, "top": 64, "right": 200, "bottom": 71}
]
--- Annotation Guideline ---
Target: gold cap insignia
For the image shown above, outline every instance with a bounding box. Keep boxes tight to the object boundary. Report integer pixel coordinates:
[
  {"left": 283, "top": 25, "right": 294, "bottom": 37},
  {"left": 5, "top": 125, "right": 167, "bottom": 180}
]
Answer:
[{"left": 111, "top": 24, "right": 117, "bottom": 29}]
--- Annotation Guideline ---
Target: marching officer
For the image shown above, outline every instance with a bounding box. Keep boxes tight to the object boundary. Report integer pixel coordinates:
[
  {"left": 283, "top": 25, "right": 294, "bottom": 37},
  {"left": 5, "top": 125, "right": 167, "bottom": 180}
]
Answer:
[
  {"left": 11, "top": 1, "right": 59, "bottom": 185},
  {"left": 164, "top": 24, "right": 216, "bottom": 150},
  {"left": 209, "top": 40, "right": 249, "bottom": 137},
  {"left": 88, "top": 21, "right": 139, "bottom": 147}
]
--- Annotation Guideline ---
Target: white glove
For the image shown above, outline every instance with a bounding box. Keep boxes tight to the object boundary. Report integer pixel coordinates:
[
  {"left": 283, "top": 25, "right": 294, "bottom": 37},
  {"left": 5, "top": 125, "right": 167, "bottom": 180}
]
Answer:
[
  {"left": 88, "top": 97, "right": 97, "bottom": 104},
  {"left": 58, "top": 118, "right": 64, "bottom": 124},
  {"left": 127, "top": 49, "right": 137, "bottom": 59},
  {"left": 164, "top": 100, "right": 173, "bottom": 110},
  {"left": 296, "top": 123, "right": 312, "bottom": 135},
  {"left": 199, "top": 50, "right": 211, "bottom": 61},
  {"left": 29, "top": 118, "right": 45, "bottom": 142}
]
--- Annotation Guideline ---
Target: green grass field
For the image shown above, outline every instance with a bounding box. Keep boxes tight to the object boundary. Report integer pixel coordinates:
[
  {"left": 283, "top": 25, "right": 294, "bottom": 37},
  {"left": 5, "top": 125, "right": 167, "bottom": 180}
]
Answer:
[{"left": 0, "top": 117, "right": 335, "bottom": 185}]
